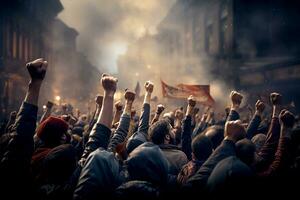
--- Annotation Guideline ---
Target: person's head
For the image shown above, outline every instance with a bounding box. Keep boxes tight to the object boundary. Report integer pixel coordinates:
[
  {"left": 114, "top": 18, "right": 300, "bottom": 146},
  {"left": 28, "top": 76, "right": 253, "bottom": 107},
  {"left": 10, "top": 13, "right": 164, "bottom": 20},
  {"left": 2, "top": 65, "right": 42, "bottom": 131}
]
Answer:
[
  {"left": 236, "top": 139, "right": 256, "bottom": 166},
  {"left": 202, "top": 125, "right": 224, "bottom": 149},
  {"left": 162, "top": 112, "right": 175, "bottom": 127},
  {"left": 126, "top": 142, "right": 169, "bottom": 186},
  {"left": 251, "top": 133, "right": 266, "bottom": 152},
  {"left": 192, "top": 135, "right": 213, "bottom": 161},
  {"left": 149, "top": 119, "right": 173, "bottom": 145},
  {"left": 36, "top": 116, "right": 69, "bottom": 148}
]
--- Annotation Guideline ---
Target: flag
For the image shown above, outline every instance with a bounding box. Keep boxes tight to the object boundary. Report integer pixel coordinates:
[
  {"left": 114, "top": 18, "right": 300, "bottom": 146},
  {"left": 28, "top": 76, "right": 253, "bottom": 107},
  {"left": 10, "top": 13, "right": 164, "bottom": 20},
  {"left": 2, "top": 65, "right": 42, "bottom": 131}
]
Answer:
[{"left": 161, "top": 80, "right": 215, "bottom": 106}]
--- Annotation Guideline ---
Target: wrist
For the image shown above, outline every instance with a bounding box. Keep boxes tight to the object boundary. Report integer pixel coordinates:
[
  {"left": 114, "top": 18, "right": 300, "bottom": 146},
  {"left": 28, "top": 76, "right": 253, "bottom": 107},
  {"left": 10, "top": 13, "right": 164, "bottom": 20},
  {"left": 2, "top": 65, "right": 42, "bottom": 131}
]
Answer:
[
  {"left": 104, "top": 91, "right": 115, "bottom": 98},
  {"left": 186, "top": 106, "right": 194, "bottom": 116},
  {"left": 28, "top": 80, "right": 42, "bottom": 88},
  {"left": 231, "top": 104, "right": 240, "bottom": 111},
  {"left": 254, "top": 110, "right": 263, "bottom": 117}
]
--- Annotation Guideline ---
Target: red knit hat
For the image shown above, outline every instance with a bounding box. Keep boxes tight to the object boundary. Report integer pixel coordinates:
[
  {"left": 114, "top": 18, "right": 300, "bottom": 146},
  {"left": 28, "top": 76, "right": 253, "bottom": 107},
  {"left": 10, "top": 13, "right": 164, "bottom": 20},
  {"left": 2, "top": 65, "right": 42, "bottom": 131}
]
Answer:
[{"left": 36, "top": 116, "right": 69, "bottom": 147}]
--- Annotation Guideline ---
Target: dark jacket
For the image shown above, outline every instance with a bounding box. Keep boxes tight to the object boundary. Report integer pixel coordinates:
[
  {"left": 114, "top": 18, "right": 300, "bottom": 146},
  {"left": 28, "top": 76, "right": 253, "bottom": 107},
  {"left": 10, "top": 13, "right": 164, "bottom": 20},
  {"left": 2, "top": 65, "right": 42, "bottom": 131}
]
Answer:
[
  {"left": 126, "top": 103, "right": 150, "bottom": 153},
  {"left": 206, "top": 156, "right": 254, "bottom": 196},
  {"left": 0, "top": 102, "right": 38, "bottom": 198},
  {"left": 177, "top": 160, "right": 204, "bottom": 185}
]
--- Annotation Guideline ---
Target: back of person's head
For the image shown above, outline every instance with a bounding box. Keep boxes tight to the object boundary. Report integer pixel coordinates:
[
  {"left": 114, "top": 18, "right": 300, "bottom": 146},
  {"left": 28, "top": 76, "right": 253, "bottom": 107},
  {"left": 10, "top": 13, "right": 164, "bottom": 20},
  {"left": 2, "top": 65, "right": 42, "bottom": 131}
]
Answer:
[
  {"left": 39, "top": 144, "right": 77, "bottom": 184},
  {"left": 149, "top": 119, "right": 171, "bottom": 145},
  {"left": 36, "top": 116, "right": 69, "bottom": 148},
  {"left": 192, "top": 135, "right": 213, "bottom": 161},
  {"left": 236, "top": 139, "right": 256, "bottom": 166},
  {"left": 202, "top": 125, "right": 224, "bottom": 149},
  {"left": 126, "top": 142, "right": 169, "bottom": 186},
  {"left": 251, "top": 133, "right": 266, "bottom": 152}
]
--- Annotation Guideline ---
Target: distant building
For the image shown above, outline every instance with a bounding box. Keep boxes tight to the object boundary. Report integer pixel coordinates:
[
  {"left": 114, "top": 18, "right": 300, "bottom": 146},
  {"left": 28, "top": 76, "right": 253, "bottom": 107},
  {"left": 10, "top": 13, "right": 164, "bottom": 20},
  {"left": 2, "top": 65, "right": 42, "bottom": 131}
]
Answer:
[
  {"left": 157, "top": 0, "right": 300, "bottom": 107},
  {"left": 0, "top": 0, "right": 100, "bottom": 119}
]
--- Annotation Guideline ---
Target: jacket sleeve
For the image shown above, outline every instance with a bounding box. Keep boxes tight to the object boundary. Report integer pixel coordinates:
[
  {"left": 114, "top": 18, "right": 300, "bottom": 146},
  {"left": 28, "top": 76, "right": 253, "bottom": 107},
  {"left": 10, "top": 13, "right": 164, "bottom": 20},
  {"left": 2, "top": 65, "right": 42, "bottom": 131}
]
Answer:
[
  {"left": 184, "top": 140, "right": 236, "bottom": 189},
  {"left": 108, "top": 113, "right": 131, "bottom": 152},
  {"left": 79, "top": 123, "right": 111, "bottom": 167},
  {"left": 255, "top": 117, "right": 280, "bottom": 172},
  {"left": 246, "top": 114, "right": 261, "bottom": 139},
  {"left": 259, "top": 136, "right": 292, "bottom": 177},
  {"left": 127, "top": 103, "right": 150, "bottom": 145},
  {"left": 227, "top": 110, "right": 240, "bottom": 121},
  {"left": 181, "top": 115, "right": 192, "bottom": 160},
  {"left": 192, "top": 121, "right": 207, "bottom": 138},
  {"left": 0, "top": 102, "right": 38, "bottom": 172}
]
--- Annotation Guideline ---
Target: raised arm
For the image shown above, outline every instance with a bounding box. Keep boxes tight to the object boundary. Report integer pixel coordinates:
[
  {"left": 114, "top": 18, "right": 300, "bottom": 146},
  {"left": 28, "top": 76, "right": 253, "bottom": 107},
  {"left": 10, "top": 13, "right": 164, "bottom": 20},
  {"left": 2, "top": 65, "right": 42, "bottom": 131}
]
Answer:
[
  {"left": 227, "top": 91, "right": 243, "bottom": 121},
  {"left": 112, "top": 101, "right": 123, "bottom": 128},
  {"left": 108, "top": 89, "right": 135, "bottom": 152},
  {"left": 246, "top": 100, "right": 265, "bottom": 139},
  {"left": 40, "top": 101, "right": 54, "bottom": 123},
  {"left": 151, "top": 104, "right": 165, "bottom": 125},
  {"left": 182, "top": 95, "right": 196, "bottom": 160},
  {"left": 259, "top": 110, "right": 295, "bottom": 176},
  {"left": 256, "top": 93, "right": 282, "bottom": 171},
  {"left": 79, "top": 74, "right": 117, "bottom": 166},
  {"left": 0, "top": 58, "right": 47, "bottom": 175}
]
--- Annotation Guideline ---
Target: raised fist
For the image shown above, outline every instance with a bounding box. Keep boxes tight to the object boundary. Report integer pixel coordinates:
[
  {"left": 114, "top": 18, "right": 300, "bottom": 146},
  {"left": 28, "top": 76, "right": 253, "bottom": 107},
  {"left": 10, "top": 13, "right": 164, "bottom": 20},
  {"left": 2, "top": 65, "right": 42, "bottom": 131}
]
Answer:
[
  {"left": 230, "top": 91, "right": 243, "bottom": 107},
  {"left": 156, "top": 104, "right": 165, "bottom": 115},
  {"left": 279, "top": 109, "right": 295, "bottom": 128},
  {"left": 144, "top": 81, "right": 154, "bottom": 93},
  {"left": 270, "top": 92, "right": 282, "bottom": 106},
  {"left": 101, "top": 73, "right": 117, "bottom": 93},
  {"left": 124, "top": 89, "right": 136, "bottom": 102},
  {"left": 175, "top": 109, "right": 184, "bottom": 120},
  {"left": 9, "top": 111, "right": 17, "bottom": 120},
  {"left": 46, "top": 101, "right": 54, "bottom": 109},
  {"left": 26, "top": 58, "right": 48, "bottom": 81},
  {"left": 255, "top": 100, "right": 265, "bottom": 114},
  {"left": 95, "top": 95, "right": 103, "bottom": 105},
  {"left": 224, "top": 120, "right": 246, "bottom": 142},
  {"left": 188, "top": 95, "right": 197, "bottom": 107},
  {"left": 115, "top": 101, "right": 123, "bottom": 111},
  {"left": 193, "top": 107, "right": 200, "bottom": 115}
]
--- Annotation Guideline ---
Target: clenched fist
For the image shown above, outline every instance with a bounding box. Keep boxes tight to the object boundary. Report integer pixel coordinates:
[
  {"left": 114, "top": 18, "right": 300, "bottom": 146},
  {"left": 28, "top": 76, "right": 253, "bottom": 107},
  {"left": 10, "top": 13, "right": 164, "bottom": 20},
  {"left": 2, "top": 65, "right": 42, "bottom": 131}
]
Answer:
[
  {"left": 46, "top": 101, "right": 54, "bottom": 109},
  {"left": 115, "top": 101, "right": 123, "bottom": 111},
  {"left": 188, "top": 95, "right": 197, "bottom": 107},
  {"left": 124, "top": 89, "right": 136, "bottom": 102},
  {"left": 95, "top": 95, "right": 104, "bottom": 105},
  {"left": 26, "top": 58, "right": 48, "bottom": 81},
  {"left": 255, "top": 100, "right": 265, "bottom": 114},
  {"left": 156, "top": 104, "right": 165, "bottom": 115},
  {"left": 175, "top": 109, "right": 184, "bottom": 120},
  {"left": 270, "top": 92, "right": 282, "bottom": 106},
  {"left": 144, "top": 81, "right": 154, "bottom": 93},
  {"left": 279, "top": 109, "right": 295, "bottom": 128},
  {"left": 101, "top": 73, "right": 117, "bottom": 94},
  {"left": 224, "top": 120, "right": 246, "bottom": 142},
  {"left": 230, "top": 91, "right": 243, "bottom": 107}
]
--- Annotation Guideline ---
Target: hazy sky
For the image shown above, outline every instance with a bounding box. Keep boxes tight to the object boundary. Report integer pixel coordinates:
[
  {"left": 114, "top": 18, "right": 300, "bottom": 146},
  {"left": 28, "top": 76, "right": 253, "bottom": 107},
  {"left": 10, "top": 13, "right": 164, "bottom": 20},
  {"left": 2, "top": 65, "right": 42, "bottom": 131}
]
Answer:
[{"left": 59, "top": 0, "right": 175, "bottom": 73}]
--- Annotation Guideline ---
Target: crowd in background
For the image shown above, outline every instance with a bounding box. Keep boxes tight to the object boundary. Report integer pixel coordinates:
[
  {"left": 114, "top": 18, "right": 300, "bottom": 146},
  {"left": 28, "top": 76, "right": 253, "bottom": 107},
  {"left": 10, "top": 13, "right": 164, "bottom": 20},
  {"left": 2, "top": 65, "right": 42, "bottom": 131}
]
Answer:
[{"left": 0, "top": 58, "right": 300, "bottom": 200}]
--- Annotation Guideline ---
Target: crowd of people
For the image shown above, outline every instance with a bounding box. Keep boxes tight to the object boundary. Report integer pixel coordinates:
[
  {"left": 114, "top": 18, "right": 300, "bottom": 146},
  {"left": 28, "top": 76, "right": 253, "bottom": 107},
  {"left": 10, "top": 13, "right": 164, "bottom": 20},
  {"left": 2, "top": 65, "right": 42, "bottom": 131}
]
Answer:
[{"left": 0, "top": 58, "right": 299, "bottom": 199}]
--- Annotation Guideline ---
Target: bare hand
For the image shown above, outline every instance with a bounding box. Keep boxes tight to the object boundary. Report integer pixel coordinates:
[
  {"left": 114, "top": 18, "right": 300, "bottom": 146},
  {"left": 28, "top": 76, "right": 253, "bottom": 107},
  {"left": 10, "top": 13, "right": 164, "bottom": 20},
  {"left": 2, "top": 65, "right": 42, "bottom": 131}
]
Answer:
[
  {"left": 270, "top": 92, "right": 282, "bottom": 106},
  {"left": 115, "top": 101, "right": 123, "bottom": 111},
  {"left": 46, "top": 101, "right": 54, "bottom": 109},
  {"left": 95, "top": 95, "right": 104, "bottom": 105},
  {"left": 101, "top": 73, "right": 117, "bottom": 94},
  {"left": 279, "top": 109, "right": 295, "bottom": 128},
  {"left": 175, "top": 109, "right": 184, "bottom": 120},
  {"left": 156, "top": 104, "right": 165, "bottom": 115},
  {"left": 225, "top": 120, "right": 246, "bottom": 142},
  {"left": 144, "top": 81, "right": 154, "bottom": 93},
  {"left": 255, "top": 100, "right": 265, "bottom": 114},
  {"left": 124, "top": 89, "right": 136, "bottom": 102},
  {"left": 230, "top": 91, "right": 243, "bottom": 107},
  {"left": 26, "top": 58, "right": 48, "bottom": 81},
  {"left": 188, "top": 95, "right": 196, "bottom": 107}
]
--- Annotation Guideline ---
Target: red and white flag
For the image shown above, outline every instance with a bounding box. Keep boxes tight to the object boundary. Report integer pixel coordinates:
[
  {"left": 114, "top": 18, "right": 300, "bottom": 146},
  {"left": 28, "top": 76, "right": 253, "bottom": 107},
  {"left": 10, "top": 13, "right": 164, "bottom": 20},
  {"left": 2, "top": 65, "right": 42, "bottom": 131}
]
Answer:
[{"left": 161, "top": 80, "right": 215, "bottom": 106}]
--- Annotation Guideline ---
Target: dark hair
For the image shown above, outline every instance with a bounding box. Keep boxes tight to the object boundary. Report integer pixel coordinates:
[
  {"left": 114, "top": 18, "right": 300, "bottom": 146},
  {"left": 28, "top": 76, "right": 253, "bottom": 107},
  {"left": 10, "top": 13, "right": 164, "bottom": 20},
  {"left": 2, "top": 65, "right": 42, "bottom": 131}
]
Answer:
[
  {"left": 202, "top": 125, "right": 224, "bottom": 149},
  {"left": 192, "top": 135, "right": 213, "bottom": 161},
  {"left": 149, "top": 120, "right": 171, "bottom": 145},
  {"left": 236, "top": 139, "right": 256, "bottom": 166}
]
